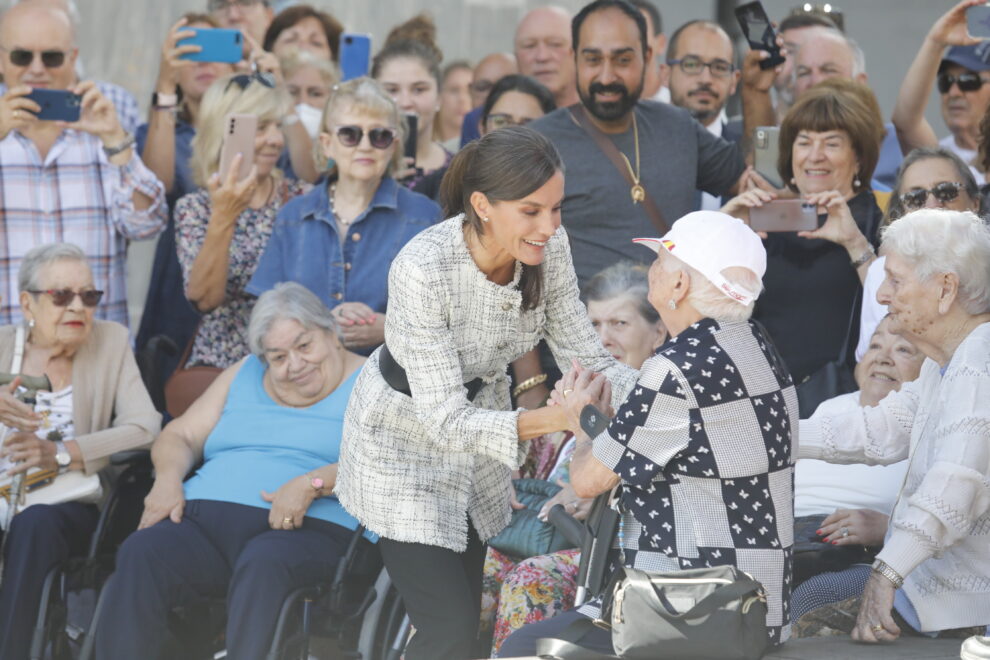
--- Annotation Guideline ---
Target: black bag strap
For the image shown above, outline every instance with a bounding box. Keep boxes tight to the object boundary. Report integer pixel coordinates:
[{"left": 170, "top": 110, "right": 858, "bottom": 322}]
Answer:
[
  {"left": 568, "top": 104, "right": 669, "bottom": 236},
  {"left": 535, "top": 618, "right": 618, "bottom": 660},
  {"left": 836, "top": 289, "right": 862, "bottom": 369}
]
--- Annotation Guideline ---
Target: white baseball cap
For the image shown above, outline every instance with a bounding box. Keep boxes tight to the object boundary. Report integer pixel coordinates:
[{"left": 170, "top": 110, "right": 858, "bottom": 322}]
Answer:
[{"left": 633, "top": 211, "right": 767, "bottom": 306}]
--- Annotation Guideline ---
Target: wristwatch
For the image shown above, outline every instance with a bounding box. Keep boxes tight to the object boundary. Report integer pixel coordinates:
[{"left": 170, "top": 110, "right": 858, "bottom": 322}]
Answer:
[
  {"left": 102, "top": 132, "right": 136, "bottom": 158},
  {"left": 54, "top": 441, "right": 71, "bottom": 473},
  {"left": 151, "top": 91, "right": 178, "bottom": 109}
]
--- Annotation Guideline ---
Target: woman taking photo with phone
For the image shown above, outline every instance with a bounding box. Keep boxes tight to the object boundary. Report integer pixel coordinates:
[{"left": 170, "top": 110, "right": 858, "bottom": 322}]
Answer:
[
  {"left": 336, "top": 126, "right": 637, "bottom": 660},
  {"left": 248, "top": 77, "right": 440, "bottom": 354},
  {"left": 175, "top": 73, "right": 309, "bottom": 371}
]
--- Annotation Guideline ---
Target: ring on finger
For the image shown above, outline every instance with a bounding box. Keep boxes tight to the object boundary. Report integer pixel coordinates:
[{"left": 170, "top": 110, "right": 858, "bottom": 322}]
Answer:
[
  {"left": 12, "top": 109, "right": 19, "bottom": 119},
  {"left": 282, "top": 516, "right": 293, "bottom": 526},
  {"left": 562, "top": 388, "right": 574, "bottom": 397},
  {"left": 840, "top": 526, "right": 849, "bottom": 538},
  {"left": 870, "top": 623, "right": 884, "bottom": 633}
]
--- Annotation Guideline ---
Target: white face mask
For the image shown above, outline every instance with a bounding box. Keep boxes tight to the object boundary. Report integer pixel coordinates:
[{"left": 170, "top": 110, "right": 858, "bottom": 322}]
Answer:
[{"left": 296, "top": 103, "right": 323, "bottom": 139}]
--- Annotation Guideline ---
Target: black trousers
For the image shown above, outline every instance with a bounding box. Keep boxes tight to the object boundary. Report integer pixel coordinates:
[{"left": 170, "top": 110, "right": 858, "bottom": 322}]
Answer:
[
  {"left": 379, "top": 525, "right": 487, "bottom": 660},
  {"left": 94, "top": 499, "right": 351, "bottom": 660},
  {"left": 0, "top": 501, "right": 99, "bottom": 660},
  {"left": 498, "top": 608, "right": 613, "bottom": 658}
]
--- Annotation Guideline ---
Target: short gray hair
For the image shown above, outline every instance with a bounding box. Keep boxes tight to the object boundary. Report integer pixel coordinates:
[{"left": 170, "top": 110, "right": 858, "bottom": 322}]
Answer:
[
  {"left": 661, "top": 252, "right": 762, "bottom": 323},
  {"left": 248, "top": 282, "right": 339, "bottom": 361},
  {"left": 582, "top": 261, "right": 660, "bottom": 325},
  {"left": 18, "top": 242, "right": 87, "bottom": 292},
  {"left": 881, "top": 209, "right": 990, "bottom": 315}
]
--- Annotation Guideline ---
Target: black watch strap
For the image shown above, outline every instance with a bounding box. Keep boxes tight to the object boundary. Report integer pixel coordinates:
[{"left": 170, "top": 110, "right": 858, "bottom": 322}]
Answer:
[{"left": 580, "top": 404, "right": 609, "bottom": 438}]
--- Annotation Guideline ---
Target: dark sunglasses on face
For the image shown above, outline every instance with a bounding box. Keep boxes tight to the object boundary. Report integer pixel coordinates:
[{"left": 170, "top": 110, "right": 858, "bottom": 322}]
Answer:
[
  {"left": 332, "top": 125, "right": 397, "bottom": 149},
  {"left": 28, "top": 288, "right": 104, "bottom": 307},
  {"left": 937, "top": 71, "right": 990, "bottom": 94},
  {"left": 3, "top": 48, "right": 67, "bottom": 68},
  {"left": 898, "top": 181, "right": 964, "bottom": 210}
]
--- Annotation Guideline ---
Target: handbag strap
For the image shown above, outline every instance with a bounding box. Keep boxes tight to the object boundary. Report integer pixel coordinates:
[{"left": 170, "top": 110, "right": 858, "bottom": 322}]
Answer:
[
  {"left": 568, "top": 104, "right": 669, "bottom": 236},
  {"left": 623, "top": 568, "right": 764, "bottom": 620},
  {"left": 836, "top": 288, "right": 861, "bottom": 369},
  {"left": 175, "top": 319, "right": 204, "bottom": 371},
  {"left": 535, "top": 618, "right": 619, "bottom": 660}
]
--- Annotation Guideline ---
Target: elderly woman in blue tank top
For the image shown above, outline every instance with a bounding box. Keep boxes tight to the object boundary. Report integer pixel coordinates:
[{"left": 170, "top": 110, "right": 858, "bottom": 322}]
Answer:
[{"left": 94, "top": 282, "right": 369, "bottom": 660}]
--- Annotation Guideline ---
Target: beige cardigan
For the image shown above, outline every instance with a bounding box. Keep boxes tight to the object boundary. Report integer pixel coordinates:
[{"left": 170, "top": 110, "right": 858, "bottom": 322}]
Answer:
[{"left": 0, "top": 321, "right": 161, "bottom": 475}]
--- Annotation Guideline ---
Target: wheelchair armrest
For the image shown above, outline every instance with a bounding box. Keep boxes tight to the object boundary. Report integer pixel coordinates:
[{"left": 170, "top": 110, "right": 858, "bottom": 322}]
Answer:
[
  {"left": 109, "top": 449, "right": 152, "bottom": 467},
  {"left": 548, "top": 504, "right": 587, "bottom": 548}
]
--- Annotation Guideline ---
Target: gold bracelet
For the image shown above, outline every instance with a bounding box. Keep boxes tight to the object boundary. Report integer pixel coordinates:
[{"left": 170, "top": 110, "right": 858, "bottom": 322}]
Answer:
[
  {"left": 512, "top": 373, "right": 548, "bottom": 398},
  {"left": 871, "top": 559, "right": 904, "bottom": 589}
]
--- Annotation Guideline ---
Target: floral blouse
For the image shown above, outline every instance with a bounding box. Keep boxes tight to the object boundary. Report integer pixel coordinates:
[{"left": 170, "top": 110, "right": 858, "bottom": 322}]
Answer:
[{"left": 175, "top": 178, "right": 309, "bottom": 368}]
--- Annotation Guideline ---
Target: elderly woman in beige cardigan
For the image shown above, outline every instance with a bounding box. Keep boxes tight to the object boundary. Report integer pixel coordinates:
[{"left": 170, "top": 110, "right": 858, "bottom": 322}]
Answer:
[
  {"left": 0, "top": 243, "right": 160, "bottom": 660},
  {"left": 798, "top": 209, "right": 990, "bottom": 644}
]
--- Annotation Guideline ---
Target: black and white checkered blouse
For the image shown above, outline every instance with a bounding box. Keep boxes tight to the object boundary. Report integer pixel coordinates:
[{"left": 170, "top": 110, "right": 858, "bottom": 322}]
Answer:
[{"left": 590, "top": 317, "right": 798, "bottom": 644}]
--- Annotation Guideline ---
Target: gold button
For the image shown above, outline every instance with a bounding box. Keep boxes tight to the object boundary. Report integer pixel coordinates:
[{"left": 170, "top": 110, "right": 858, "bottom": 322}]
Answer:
[
  {"left": 344, "top": 262, "right": 352, "bottom": 271},
  {"left": 334, "top": 292, "right": 343, "bottom": 300},
  {"left": 351, "top": 232, "right": 361, "bottom": 242},
  {"left": 501, "top": 302, "right": 512, "bottom": 311}
]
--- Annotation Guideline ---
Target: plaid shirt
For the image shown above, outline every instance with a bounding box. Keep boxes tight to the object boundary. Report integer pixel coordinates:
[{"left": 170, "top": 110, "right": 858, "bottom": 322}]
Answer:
[{"left": 0, "top": 128, "right": 167, "bottom": 326}]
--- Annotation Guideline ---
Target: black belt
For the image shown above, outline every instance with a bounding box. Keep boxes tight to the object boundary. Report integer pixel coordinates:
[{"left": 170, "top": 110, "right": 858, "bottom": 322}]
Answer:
[{"left": 379, "top": 343, "right": 486, "bottom": 401}]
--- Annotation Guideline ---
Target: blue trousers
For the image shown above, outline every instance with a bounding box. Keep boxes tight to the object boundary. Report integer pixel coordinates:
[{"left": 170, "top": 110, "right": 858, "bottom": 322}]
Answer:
[
  {"left": 0, "top": 502, "right": 99, "bottom": 660},
  {"left": 94, "top": 499, "right": 352, "bottom": 660}
]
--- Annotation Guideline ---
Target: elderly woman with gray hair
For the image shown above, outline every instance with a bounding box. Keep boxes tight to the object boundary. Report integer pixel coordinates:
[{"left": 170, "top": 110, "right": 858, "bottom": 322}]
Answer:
[
  {"left": 0, "top": 243, "right": 160, "bottom": 660},
  {"left": 796, "top": 208, "right": 990, "bottom": 644},
  {"left": 94, "top": 282, "right": 369, "bottom": 660}
]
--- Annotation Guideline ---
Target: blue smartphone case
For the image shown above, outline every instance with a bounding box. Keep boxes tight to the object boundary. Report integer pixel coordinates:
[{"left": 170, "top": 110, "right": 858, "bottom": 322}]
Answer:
[
  {"left": 178, "top": 28, "right": 243, "bottom": 63},
  {"left": 340, "top": 33, "right": 371, "bottom": 81},
  {"left": 26, "top": 89, "right": 81, "bottom": 122}
]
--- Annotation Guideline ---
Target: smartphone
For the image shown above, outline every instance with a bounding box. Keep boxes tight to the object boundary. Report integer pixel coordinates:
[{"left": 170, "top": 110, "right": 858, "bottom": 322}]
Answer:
[
  {"left": 340, "top": 33, "right": 372, "bottom": 81},
  {"left": 749, "top": 199, "right": 818, "bottom": 233},
  {"left": 218, "top": 113, "right": 257, "bottom": 182},
  {"left": 25, "top": 88, "right": 81, "bottom": 122},
  {"left": 178, "top": 27, "right": 243, "bottom": 63},
  {"left": 753, "top": 126, "right": 783, "bottom": 189},
  {"left": 403, "top": 113, "right": 418, "bottom": 164},
  {"left": 735, "top": 1, "right": 786, "bottom": 70},
  {"left": 967, "top": 5, "right": 990, "bottom": 39}
]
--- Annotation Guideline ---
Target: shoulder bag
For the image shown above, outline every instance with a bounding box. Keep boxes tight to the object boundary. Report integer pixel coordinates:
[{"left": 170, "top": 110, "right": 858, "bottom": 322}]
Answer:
[
  {"left": 795, "top": 291, "right": 860, "bottom": 418},
  {"left": 163, "top": 323, "right": 221, "bottom": 419},
  {"left": 488, "top": 478, "right": 577, "bottom": 559}
]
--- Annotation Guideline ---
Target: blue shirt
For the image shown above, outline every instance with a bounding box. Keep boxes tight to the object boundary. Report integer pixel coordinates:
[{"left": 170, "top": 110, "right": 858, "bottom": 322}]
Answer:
[
  {"left": 460, "top": 106, "right": 483, "bottom": 147},
  {"left": 184, "top": 355, "right": 373, "bottom": 539},
  {"left": 246, "top": 175, "right": 440, "bottom": 326}
]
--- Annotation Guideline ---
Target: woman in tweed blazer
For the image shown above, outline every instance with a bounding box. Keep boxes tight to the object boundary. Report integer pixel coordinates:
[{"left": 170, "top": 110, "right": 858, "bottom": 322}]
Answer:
[{"left": 337, "top": 127, "right": 636, "bottom": 659}]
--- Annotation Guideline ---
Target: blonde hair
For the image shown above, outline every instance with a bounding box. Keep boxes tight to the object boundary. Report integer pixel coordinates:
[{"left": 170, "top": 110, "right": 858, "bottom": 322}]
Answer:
[
  {"left": 190, "top": 74, "right": 291, "bottom": 188},
  {"left": 317, "top": 76, "right": 406, "bottom": 176},
  {"left": 280, "top": 49, "right": 338, "bottom": 89}
]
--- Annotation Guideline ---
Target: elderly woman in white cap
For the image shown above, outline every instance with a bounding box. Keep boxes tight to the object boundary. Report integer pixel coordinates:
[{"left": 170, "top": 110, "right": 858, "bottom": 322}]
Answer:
[
  {"left": 794, "top": 208, "right": 990, "bottom": 647},
  {"left": 499, "top": 211, "right": 800, "bottom": 657}
]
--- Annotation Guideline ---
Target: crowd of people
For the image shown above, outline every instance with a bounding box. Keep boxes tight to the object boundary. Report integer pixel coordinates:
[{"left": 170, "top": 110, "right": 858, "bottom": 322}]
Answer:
[{"left": 0, "top": 0, "right": 988, "bottom": 658}]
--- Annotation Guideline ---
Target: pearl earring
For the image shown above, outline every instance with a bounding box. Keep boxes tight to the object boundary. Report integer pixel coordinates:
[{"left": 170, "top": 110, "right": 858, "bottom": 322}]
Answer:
[
  {"left": 481, "top": 216, "right": 490, "bottom": 223},
  {"left": 854, "top": 177, "right": 861, "bottom": 188},
  {"left": 667, "top": 300, "right": 677, "bottom": 310},
  {"left": 789, "top": 177, "right": 796, "bottom": 186},
  {"left": 27, "top": 318, "right": 35, "bottom": 328}
]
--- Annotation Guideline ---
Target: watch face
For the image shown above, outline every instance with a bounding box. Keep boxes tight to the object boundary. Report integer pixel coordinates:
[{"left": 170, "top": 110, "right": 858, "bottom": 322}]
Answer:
[{"left": 56, "top": 452, "right": 71, "bottom": 467}]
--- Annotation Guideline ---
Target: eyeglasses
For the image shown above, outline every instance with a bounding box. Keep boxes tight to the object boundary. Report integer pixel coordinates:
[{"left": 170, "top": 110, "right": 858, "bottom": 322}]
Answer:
[
  {"left": 332, "top": 125, "right": 397, "bottom": 149},
  {"left": 898, "top": 181, "right": 964, "bottom": 210},
  {"left": 667, "top": 56, "right": 734, "bottom": 78},
  {"left": 484, "top": 113, "right": 533, "bottom": 131},
  {"left": 28, "top": 289, "right": 104, "bottom": 307},
  {"left": 1, "top": 47, "right": 67, "bottom": 68},
  {"left": 470, "top": 80, "right": 494, "bottom": 96},
  {"left": 937, "top": 71, "right": 990, "bottom": 94},
  {"left": 208, "top": 0, "right": 265, "bottom": 12},
  {"left": 225, "top": 71, "right": 276, "bottom": 93}
]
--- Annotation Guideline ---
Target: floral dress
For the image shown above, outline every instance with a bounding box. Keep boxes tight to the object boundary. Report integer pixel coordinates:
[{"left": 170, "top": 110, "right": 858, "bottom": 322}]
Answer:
[{"left": 175, "top": 178, "right": 309, "bottom": 368}]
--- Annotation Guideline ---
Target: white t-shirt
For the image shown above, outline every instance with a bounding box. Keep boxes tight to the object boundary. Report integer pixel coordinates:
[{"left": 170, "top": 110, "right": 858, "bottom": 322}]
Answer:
[
  {"left": 855, "top": 256, "right": 887, "bottom": 361},
  {"left": 794, "top": 390, "right": 908, "bottom": 518},
  {"left": 939, "top": 134, "right": 982, "bottom": 182}
]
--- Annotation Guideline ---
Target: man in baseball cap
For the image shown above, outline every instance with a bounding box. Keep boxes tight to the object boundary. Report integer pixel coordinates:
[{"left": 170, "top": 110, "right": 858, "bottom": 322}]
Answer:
[{"left": 633, "top": 210, "right": 766, "bottom": 315}]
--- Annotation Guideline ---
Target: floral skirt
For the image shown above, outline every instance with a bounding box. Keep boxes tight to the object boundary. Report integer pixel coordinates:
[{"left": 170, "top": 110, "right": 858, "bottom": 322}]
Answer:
[{"left": 480, "top": 546, "right": 581, "bottom": 655}]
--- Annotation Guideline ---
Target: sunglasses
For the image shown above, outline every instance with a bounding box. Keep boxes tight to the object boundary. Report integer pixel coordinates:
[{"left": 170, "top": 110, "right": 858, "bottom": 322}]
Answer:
[
  {"left": 225, "top": 71, "right": 276, "bottom": 93},
  {"left": 28, "top": 288, "right": 104, "bottom": 307},
  {"left": 937, "top": 71, "right": 990, "bottom": 94},
  {"left": 898, "top": 181, "right": 964, "bottom": 210},
  {"left": 332, "top": 125, "right": 397, "bottom": 149},
  {"left": 2, "top": 48, "right": 67, "bottom": 68}
]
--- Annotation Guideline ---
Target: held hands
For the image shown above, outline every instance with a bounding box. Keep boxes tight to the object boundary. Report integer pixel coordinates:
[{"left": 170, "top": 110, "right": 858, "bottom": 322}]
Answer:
[
  {"left": 333, "top": 302, "right": 385, "bottom": 349},
  {"left": 139, "top": 477, "right": 186, "bottom": 529},
  {"left": 852, "top": 571, "right": 901, "bottom": 643},
  {"left": 1, "top": 431, "right": 57, "bottom": 475},
  {"left": 817, "top": 508, "right": 890, "bottom": 547},
  {"left": 549, "top": 360, "right": 613, "bottom": 435},
  {"left": 262, "top": 473, "right": 317, "bottom": 530},
  {"left": 538, "top": 478, "right": 593, "bottom": 522},
  {"left": 0, "top": 378, "right": 41, "bottom": 432},
  {"left": 0, "top": 85, "right": 41, "bottom": 140},
  {"left": 156, "top": 17, "right": 200, "bottom": 92},
  {"left": 928, "top": 0, "right": 984, "bottom": 48},
  {"left": 208, "top": 153, "right": 259, "bottom": 223}
]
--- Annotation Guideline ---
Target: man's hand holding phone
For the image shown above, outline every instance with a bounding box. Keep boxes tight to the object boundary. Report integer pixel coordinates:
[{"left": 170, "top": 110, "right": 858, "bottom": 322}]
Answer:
[{"left": 0, "top": 85, "right": 41, "bottom": 140}]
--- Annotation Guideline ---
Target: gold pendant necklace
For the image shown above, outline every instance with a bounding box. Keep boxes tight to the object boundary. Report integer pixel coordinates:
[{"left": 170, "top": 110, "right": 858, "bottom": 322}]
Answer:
[{"left": 619, "top": 114, "right": 645, "bottom": 204}]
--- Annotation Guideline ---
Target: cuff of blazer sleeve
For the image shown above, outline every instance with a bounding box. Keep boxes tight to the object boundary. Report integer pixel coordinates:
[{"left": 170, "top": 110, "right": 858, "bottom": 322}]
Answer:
[{"left": 876, "top": 531, "right": 932, "bottom": 581}]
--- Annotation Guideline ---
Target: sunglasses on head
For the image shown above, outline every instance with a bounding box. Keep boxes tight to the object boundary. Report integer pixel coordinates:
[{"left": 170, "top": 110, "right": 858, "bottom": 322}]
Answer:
[
  {"left": 898, "top": 181, "right": 964, "bottom": 210},
  {"left": 3, "top": 48, "right": 67, "bottom": 68},
  {"left": 28, "top": 288, "right": 104, "bottom": 308},
  {"left": 225, "top": 71, "right": 276, "bottom": 93},
  {"left": 332, "top": 125, "right": 397, "bottom": 149},
  {"left": 937, "top": 71, "right": 990, "bottom": 94}
]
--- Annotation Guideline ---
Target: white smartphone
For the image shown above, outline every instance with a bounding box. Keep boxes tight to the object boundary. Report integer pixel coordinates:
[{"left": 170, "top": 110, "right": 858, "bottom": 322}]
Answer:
[{"left": 218, "top": 113, "right": 257, "bottom": 181}]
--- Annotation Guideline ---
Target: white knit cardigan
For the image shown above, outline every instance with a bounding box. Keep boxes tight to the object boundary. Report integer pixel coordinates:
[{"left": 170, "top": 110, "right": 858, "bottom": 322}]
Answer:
[{"left": 799, "top": 322, "right": 990, "bottom": 632}]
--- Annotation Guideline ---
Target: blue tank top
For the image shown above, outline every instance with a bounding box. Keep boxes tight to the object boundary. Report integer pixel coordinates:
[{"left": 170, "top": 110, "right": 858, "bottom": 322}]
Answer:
[{"left": 184, "top": 355, "right": 371, "bottom": 539}]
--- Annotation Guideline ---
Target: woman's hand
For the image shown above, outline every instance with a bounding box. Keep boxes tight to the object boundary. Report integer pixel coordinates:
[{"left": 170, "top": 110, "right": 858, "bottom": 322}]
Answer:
[
  {"left": 550, "top": 360, "right": 612, "bottom": 434},
  {"left": 538, "top": 479, "right": 593, "bottom": 522},
  {"left": 208, "top": 155, "right": 259, "bottom": 223},
  {"left": 334, "top": 302, "right": 385, "bottom": 349},
  {"left": 156, "top": 17, "right": 199, "bottom": 93},
  {"left": 817, "top": 508, "right": 890, "bottom": 547},
  {"left": 139, "top": 477, "right": 186, "bottom": 529},
  {"left": 720, "top": 187, "right": 777, "bottom": 225},
  {"left": 395, "top": 156, "right": 418, "bottom": 183},
  {"left": 927, "top": 0, "right": 984, "bottom": 48},
  {"left": 797, "top": 190, "right": 869, "bottom": 252},
  {"left": 0, "top": 378, "right": 41, "bottom": 432},
  {"left": 1, "top": 431, "right": 56, "bottom": 474},
  {"left": 262, "top": 474, "right": 317, "bottom": 530},
  {"left": 243, "top": 32, "right": 284, "bottom": 86},
  {"left": 851, "top": 571, "right": 901, "bottom": 643}
]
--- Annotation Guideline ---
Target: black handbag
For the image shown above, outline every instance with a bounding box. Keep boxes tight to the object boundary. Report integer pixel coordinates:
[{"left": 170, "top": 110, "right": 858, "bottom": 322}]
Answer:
[
  {"left": 795, "top": 292, "right": 860, "bottom": 418},
  {"left": 488, "top": 479, "right": 577, "bottom": 559},
  {"left": 792, "top": 515, "right": 879, "bottom": 587}
]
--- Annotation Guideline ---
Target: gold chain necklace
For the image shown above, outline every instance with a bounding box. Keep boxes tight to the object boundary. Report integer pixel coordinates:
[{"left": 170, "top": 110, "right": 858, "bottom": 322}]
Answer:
[{"left": 618, "top": 113, "right": 645, "bottom": 204}]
